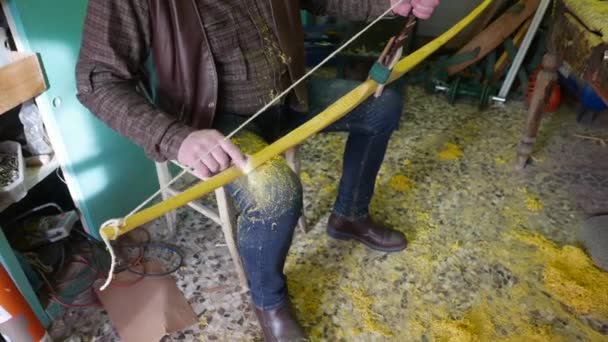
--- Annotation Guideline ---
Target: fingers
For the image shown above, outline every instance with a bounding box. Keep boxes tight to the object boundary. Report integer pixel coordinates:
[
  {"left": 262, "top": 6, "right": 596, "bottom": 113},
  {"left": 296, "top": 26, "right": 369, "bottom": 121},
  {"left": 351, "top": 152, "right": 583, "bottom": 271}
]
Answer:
[
  {"left": 411, "top": 0, "right": 439, "bottom": 19},
  {"left": 192, "top": 162, "right": 211, "bottom": 179},
  {"left": 177, "top": 129, "right": 246, "bottom": 178},
  {"left": 197, "top": 130, "right": 245, "bottom": 175},
  {"left": 219, "top": 139, "right": 246, "bottom": 169},
  {"left": 393, "top": 3, "right": 412, "bottom": 17},
  {"left": 412, "top": 7, "right": 433, "bottom": 19},
  {"left": 199, "top": 153, "right": 220, "bottom": 174},
  {"left": 211, "top": 148, "right": 230, "bottom": 170}
]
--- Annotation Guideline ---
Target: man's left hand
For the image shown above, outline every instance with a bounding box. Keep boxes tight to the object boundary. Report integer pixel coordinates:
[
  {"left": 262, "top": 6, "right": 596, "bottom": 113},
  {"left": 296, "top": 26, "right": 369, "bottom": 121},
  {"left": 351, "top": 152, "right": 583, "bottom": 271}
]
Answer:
[{"left": 391, "top": 0, "right": 440, "bottom": 20}]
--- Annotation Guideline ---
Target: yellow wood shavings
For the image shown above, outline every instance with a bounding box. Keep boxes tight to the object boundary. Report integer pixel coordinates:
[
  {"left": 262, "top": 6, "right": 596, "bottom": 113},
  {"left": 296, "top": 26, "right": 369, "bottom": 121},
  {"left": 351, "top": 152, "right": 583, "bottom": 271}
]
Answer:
[
  {"left": 389, "top": 174, "right": 412, "bottom": 192},
  {"left": 525, "top": 196, "right": 544, "bottom": 212},
  {"left": 438, "top": 143, "right": 464, "bottom": 161},
  {"left": 519, "top": 188, "right": 544, "bottom": 212},
  {"left": 432, "top": 287, "right": 572, "bottom": 342},
  {"left": 494, "top": 156, "right": 507, "bottom": 165},
  {"left": 343, "top": 287, "right": 394, "bottom": 337},
  {"left": 432, "top": 319, "right": 477, "bottom": 342},
  {"left": 231, "top": 131, "right": 300, "bottom": 218},
  {"left": 511, "top": 231, "right": 608, "bottom": 319},
  {"left": 300, "top": 171, "right": 312, "bottom": 184},
  {"left": 198, "top": 316, "right": 208, "bottom": 330}
]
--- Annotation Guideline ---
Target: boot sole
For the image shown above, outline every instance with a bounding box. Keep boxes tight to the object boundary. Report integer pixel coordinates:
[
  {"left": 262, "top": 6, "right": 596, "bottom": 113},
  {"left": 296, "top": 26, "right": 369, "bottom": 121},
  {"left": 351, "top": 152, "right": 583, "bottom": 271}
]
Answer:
[{"left": 326, "top": 226, "right": 407, "bottom": 253}]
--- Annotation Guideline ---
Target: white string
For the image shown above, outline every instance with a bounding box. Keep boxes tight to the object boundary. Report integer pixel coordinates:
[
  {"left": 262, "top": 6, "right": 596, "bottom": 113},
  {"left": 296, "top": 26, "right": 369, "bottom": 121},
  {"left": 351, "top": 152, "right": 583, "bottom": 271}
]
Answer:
[
  {"left": 98, "top": 1, "right": 402, "bottom": 290},
  {"left": 99, "top": 219, "right": 122, "bottom": 291}
]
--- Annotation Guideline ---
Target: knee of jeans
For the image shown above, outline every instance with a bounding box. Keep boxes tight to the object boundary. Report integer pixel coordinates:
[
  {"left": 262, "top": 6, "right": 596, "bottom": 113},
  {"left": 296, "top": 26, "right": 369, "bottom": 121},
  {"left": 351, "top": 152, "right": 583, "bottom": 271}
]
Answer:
[
  {"left": 240, "top": 158, "right": 303, "bottom": 222},
  {"left": 372, "top": 88, "right": 403, "bottom": 134}
]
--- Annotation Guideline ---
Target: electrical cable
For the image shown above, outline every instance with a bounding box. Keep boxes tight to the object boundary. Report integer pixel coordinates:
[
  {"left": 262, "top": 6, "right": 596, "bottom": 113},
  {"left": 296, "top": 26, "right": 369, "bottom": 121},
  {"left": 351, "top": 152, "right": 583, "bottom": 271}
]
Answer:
[
  {"left": 13, "top": 206, "right": 181, "bottom": 308},
  {"left": 124, "top": 242, "right": 183, "bottom": 277},
  {"left": 44, "top": 227, "right": 183, "bottom": 309}
]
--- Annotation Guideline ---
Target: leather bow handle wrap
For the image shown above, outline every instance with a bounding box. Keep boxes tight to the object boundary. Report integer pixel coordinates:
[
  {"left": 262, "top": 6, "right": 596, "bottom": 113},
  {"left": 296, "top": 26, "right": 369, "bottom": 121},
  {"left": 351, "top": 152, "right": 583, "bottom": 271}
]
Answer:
[{"left": 100, "top": 0, "right": 492, "bottom": 241}]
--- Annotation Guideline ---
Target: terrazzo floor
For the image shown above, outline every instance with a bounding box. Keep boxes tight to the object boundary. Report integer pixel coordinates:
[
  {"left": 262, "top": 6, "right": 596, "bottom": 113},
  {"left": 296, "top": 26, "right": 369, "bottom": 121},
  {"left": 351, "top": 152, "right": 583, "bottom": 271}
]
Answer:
[{"left": 50, "top": 86, "right": 608, "bottom": 341}]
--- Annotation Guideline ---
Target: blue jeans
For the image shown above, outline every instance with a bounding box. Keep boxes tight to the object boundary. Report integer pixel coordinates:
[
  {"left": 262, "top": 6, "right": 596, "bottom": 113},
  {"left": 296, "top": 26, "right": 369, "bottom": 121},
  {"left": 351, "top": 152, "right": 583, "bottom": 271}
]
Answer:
[{"left": 214, "top": 79, "right": 403, "bottom": 310}]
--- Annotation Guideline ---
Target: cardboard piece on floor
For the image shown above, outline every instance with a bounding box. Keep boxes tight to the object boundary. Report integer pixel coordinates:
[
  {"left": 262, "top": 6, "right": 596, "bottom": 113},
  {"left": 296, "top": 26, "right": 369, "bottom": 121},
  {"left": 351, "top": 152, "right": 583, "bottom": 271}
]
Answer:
[{"left": 95, "top": 261, "right": 197, "bottom": 342}]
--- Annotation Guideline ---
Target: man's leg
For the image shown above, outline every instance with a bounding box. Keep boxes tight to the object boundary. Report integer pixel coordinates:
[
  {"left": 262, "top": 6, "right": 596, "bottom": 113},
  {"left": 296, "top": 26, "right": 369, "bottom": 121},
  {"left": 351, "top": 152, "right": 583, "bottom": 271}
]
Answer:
[
  {"left": 288, "top": 78, "right": 407, "bottom": 252},
  {"left": 214, "top": 117, "right": 305, "bottom": 339}
]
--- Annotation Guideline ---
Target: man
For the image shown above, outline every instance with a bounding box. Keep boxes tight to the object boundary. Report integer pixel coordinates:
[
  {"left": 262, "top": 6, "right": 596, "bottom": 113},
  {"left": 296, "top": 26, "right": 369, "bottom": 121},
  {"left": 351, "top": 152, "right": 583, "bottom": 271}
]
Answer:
[{"left": 76, "top": 0, "right": 439, "bottom": 339}]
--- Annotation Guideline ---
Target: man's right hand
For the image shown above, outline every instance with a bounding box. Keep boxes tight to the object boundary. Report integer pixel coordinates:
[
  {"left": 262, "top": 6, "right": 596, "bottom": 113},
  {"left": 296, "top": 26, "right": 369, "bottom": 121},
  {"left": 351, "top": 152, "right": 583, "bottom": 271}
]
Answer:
[{"left": 177, "top": 130, "right": 247, "bottom": 179}]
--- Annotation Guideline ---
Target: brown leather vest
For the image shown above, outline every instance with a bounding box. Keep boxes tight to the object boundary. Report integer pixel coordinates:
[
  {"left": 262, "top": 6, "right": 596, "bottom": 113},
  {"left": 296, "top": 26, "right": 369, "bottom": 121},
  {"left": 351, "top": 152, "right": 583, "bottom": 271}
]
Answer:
[{"left": 148, "top": 0, "right": 308, "bottom": 129}]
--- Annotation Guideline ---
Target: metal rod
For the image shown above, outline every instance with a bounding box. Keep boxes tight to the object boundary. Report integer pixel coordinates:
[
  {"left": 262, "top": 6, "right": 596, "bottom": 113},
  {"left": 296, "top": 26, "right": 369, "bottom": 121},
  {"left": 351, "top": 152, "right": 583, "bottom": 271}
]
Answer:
[{"left": 496, "top": 0, "right": 552, "bottom": 100}]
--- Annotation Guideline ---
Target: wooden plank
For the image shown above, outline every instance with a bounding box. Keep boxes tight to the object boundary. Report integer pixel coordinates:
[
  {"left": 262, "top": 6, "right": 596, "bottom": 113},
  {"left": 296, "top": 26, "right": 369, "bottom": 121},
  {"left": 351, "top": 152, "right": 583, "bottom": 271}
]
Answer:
[
  {"left": 553, "top": 10, "right": 603, "bottom": 77},
  {"left": 447, "top": 0, "right": 540, "bottom": 76},
  {"left": 0, "top": 52, "right": 46, "bottom": 115},
  {"left": 562, "top": 0, "right": 608, "bottom": 41}
]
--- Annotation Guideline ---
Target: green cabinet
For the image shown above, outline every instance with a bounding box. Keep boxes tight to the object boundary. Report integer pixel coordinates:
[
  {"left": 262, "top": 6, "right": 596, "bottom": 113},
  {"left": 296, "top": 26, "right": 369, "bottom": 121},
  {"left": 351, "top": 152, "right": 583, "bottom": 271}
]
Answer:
[{"left": 2, "top": 0, "right": 159, "bottom": 239}]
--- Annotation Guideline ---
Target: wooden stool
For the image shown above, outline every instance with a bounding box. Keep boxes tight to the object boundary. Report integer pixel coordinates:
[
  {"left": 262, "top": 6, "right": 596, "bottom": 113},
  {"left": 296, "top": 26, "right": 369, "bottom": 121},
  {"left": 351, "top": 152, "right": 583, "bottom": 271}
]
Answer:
[{"left": 155, "top": 146, "right": 307, "bottom": 288}]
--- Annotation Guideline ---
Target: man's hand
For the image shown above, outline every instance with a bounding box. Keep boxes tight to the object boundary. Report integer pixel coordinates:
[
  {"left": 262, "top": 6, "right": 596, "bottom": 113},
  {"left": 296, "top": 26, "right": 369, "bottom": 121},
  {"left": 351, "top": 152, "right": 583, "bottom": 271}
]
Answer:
[
  {"left": 391, "top": 0, "right": 440, "bottom": 20},
  {"left": 177, "top": 130, "right": 246, "bottom": 179}
]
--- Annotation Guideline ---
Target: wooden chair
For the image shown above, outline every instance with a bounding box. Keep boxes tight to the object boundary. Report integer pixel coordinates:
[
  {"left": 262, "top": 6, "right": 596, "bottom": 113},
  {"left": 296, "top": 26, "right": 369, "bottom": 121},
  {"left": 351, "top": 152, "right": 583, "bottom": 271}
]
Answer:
[{"left": 154, "top": 147, "right": 307, "bottom": 288}]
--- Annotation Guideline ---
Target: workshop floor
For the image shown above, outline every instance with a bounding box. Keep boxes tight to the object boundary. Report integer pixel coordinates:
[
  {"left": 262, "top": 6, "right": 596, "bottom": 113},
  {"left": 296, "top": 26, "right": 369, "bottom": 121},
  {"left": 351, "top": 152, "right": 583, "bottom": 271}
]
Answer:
[{"left": 51, "top": 86, "right": 608, "bottom": 341}]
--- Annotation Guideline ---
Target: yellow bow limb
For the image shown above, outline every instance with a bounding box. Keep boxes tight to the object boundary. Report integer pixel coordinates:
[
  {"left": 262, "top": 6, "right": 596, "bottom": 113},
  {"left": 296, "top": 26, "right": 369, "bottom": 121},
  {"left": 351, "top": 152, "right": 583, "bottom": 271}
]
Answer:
[{"left": 100, "top": 0, "right": 492, "bottom": 242}]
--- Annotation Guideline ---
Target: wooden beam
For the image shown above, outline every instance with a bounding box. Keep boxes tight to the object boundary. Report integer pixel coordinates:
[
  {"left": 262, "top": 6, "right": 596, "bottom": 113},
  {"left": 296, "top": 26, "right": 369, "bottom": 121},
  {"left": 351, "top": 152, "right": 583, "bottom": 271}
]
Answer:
[{"left": 447, "top": 0, "right": 540, "bottom": 76}]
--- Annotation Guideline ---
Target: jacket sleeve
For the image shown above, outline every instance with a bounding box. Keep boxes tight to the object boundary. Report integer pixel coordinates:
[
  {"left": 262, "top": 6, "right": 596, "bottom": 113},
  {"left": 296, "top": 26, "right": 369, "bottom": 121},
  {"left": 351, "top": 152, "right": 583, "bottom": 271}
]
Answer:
[
  {"left": 301, "top": 0, "right": 392, "bottom": 21},
  {"left": 75, "top": 0, "right": 194, "bottom": 162}
]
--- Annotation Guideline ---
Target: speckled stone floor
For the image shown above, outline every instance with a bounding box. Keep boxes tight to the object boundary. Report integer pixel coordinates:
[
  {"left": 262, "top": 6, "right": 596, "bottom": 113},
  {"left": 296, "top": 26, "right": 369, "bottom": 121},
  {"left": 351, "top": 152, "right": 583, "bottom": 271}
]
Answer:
[{"left": 50, "top": 86, "right": 608, "bottom": 341}]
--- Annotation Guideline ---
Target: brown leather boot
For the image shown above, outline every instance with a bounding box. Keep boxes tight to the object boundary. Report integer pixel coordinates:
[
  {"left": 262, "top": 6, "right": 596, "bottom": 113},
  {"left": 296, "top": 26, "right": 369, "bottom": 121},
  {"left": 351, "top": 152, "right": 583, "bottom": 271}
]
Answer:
[
  {"left": 327, "top": 214, "right": 407, "bottom": 252},
  {"left": 254, "top": 302, "right": 306, "bottom": 342}
]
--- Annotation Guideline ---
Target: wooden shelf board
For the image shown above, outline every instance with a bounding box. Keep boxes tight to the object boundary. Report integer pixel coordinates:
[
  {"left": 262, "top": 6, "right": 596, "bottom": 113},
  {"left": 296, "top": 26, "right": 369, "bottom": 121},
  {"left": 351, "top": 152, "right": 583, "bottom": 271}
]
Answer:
[
  {"left": 0, "top": 52, "right": 46, "bottom": 115},
  {"left": 25, "top": 155, "right": 59, "bottom": 191}
]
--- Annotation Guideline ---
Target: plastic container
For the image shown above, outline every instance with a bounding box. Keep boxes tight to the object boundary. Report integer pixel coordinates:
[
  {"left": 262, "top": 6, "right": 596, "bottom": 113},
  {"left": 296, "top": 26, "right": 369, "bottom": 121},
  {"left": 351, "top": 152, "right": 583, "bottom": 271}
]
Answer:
[
  {"left": 19, "top": 100, "right": 53, "bottom": 155},
  {"left": 0, "top": 141, "right": 26, "bottom": 207},
  {"left": 558, "top": 64, "right": 608, "bottom": 112}
]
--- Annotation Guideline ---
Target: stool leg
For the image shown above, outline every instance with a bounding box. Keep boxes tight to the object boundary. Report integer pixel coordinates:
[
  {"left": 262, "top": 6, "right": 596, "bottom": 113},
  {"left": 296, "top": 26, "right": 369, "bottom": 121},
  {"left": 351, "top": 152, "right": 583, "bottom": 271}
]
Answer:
[
  {"left": 215, "top": 187, "right": 248, "bottom": 288},
  {"left": 155, "top": 162, "right": 178, "bottom": 237},
  {"left": 284, "top": 147, "right": 309, "bottom": 233},
  {"left": 515, "top": 53, "right": 560, "bottom": 170}
]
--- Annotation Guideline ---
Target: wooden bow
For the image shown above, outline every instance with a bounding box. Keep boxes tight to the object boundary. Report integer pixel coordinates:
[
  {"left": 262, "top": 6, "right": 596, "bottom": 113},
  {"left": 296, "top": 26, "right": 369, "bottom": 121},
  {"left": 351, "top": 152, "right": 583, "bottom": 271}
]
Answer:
[{"left": 100, "top": 0, "right": 493, "bottom": 242}]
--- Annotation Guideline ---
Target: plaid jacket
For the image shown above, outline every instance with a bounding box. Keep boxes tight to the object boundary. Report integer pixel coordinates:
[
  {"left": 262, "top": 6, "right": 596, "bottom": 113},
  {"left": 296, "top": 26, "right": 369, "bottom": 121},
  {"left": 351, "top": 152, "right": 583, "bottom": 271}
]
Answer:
[{"left": 76, "top": 0, "right": 391, "bottom": 161}]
